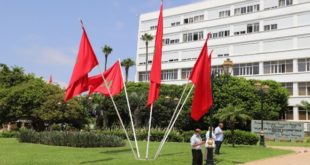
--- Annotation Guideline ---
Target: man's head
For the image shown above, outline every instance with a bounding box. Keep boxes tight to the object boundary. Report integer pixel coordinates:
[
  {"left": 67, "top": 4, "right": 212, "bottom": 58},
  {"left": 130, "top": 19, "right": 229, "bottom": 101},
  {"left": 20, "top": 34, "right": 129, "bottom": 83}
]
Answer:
[
  {"left": 219, "top": 123, "right": 224, "bottom": 128},
  {"left": 194, "top": 128, "right": 201, "bottom": 134}
]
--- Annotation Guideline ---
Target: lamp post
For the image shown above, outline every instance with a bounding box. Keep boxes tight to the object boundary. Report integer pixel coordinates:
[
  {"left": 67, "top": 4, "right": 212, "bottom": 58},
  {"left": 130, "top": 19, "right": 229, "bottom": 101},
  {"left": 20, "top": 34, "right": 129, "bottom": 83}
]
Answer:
[
  {"left": 255, "top": 82, "right": 269, "bottom": 147},
  {"left": 206, "top": 58, "right": 233, "bottom": 165}
]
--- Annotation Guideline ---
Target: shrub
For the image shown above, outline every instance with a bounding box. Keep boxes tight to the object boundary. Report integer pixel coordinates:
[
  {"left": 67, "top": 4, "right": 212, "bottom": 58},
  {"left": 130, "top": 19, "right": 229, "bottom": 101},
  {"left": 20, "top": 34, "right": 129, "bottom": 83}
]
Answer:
[
  {"left": 0, "top": 131, "right": 19, "bottom": 138},
  {"left": 18, "top": 129, "right": 125, "bottom": 147},
  {"left": 223, "top": 130, "right": 259, "bottom": 145}
]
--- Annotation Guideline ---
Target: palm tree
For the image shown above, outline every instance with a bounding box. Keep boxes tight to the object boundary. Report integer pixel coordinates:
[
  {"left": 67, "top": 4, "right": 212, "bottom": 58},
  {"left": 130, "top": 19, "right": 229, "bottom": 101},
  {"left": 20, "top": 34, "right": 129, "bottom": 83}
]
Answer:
[
  {"left": 214, "top": 104, "right": 252, "bottom": 147},
  {"left": 140, "top": 33, "right": 154, "bottom": 79},
  {"left": 102, "top": 45, "right": 113, "bottom": 71},
  {"left": 121, "top": 58, "right": 135, "bottom": 83}
]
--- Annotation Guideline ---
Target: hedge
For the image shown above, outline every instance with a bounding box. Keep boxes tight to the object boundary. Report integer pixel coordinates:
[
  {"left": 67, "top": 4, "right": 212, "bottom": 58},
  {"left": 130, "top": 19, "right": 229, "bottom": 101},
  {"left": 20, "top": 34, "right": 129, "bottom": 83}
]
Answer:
[
  {"left": 223, "top": 130, "right": 259, "bottom": 145},
  {"left": 0, "top": 131, "right": 19, "bottom": 138},
  {"left": 18, "top": 129, "right": 125, "bottom": 147}
]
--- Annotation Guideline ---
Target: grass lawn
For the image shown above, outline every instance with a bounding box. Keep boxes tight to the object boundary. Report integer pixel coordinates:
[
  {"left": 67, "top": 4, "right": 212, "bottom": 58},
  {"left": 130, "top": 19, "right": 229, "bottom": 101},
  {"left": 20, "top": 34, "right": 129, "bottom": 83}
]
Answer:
[
  {"left": 266, "top": 140, "right": 310, "bottom": 147},
  {"left": 0, "top": 138, "right": 292, "bottom": 165}
]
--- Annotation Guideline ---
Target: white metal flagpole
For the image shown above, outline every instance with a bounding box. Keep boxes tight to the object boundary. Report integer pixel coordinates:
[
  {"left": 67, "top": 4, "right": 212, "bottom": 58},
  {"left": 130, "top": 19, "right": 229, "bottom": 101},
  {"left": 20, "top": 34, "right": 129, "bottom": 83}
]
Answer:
[
  {"left": 96, "top": 65, "right": 137, "bottom": 160},
  {"left": 154, "top": 82, "right": 190, "bottom": 158},
  {"left": 146, "top": 104, "right": 153, "bottom": 159},
  {"left": 118, "top": 60, "right": 141, "bottom": 159},
  {"left": 154, "top": 85, "right": 194, "bottom": 159}
]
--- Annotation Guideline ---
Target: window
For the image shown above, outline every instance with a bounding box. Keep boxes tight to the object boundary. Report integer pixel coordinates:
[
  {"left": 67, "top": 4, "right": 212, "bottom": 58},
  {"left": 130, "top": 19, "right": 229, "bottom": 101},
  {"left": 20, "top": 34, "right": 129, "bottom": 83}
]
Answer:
[
  {"left": 286, "top": 107, "right": 293, "bottom": 120},
  {"left": 263, "top": 60, "right": 293, "bottom": 74},
  {"left": 241, "top": 7, "right": 247, "bottom": 14},
  {"left": 181, "top": 68, "right": 192, "bottom": 80},
  {"left": 218, "top": 53, "right": 229, "bottom": 58},
  {"left": 298, "top": 58, "right": 310, "bottom": 72},
  {"left": 211, "top": 30, "right": 230, "bottom": 39},
  {"left": 254, "top": 4, "right": 260, "bottom": 12},
  {"left": 234, "top": 32, "right": 240, "bottom": 35},
  {"left": 264, "top": 25, "right": 270, "bottom": 31},
  {"left": 247, "top": 6, "right": 253, "bottom": 13},
  {"left": 150, "top": 26, "right": 157, "bottom": 30},
  {"left": 212, "top": 33, "right": 218, "bottom": 39},
  {"left": 279, "top": 0, "right": 293, "bottom": 7},
  {"left": 161, "top": 69, "right": 178, "bottom": 80},
  {"left": 282, "top": 82, "right": 293, "bottom": 96},
  {"left": 271, "top": 24, "right": 277, "bottom": 30},
  {"left": 139, "top": 71, "right": 150, "bottom": 81},
  {"left": 184, "top": 18, "right": 189, "bottom": 24},
  {"left": 219, "top": 10, "right": 230, "bottom": 18},
  {"left": 234, "top": 8, "right": 241, "bottom": 15},
  {"left": 171, "top": 21, "right": 181, "bottom": 27},
  {"left": 184, "top": 15, "right": 204, "bottom": 24},
  {"left": 212, "top": 66, "right": 223, "bottom": 74},
  {"left": 247, "top": 23, "right": 259, "bottom": 33},
  {"left": 183, "top": 31, "right": 204, "bottom": 42},
  {"left": 233, "top": 63, "right": 259, "bottom": 76}
]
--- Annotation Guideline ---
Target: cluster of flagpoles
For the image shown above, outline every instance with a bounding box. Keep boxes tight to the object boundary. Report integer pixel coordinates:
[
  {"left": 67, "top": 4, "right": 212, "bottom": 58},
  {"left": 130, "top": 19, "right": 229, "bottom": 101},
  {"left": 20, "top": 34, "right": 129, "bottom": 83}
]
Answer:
[{"left": 64, "top": 0, "right": 213, "bottom": 161}]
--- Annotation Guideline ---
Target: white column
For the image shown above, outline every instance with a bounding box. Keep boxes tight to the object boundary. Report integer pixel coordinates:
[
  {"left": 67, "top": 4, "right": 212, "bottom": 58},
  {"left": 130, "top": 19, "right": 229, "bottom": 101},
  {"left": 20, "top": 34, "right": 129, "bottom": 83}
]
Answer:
[
  {"left": 230, "top": 5, "right": 235, "bottom": 16},
  {"left": 230, "top": 25, "right": 234, "bottom": 36},
  {"left": 293, "top": 82, "right": 298, "bottom": 96},
  {"left": 178, "top": 68, "right": 182, "bottom": 80},
  {"left": 259, "top": 61, "right": 264, "bottom": 75},
  {"left": 293, "top": 59, "right": 298, "bottom": 73},
  {"left": 259, "top": 0, "right": 265, "bottom": 10},
  {"left": 259, "top": 20, "right": 264, "bottom": 32},
  {"left": 293, "top": 106, "right": 299, "bottom": 121}
]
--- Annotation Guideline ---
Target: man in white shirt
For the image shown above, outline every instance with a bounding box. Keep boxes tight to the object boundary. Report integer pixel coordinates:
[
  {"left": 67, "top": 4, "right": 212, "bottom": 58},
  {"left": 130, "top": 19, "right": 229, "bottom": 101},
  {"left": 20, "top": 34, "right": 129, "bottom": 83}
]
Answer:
[
  {"left": 214, "top": 123, "right": 224, "bottom": 154},
  {"left": 190, "top": 128, "right": 205, "bottom": 165}
]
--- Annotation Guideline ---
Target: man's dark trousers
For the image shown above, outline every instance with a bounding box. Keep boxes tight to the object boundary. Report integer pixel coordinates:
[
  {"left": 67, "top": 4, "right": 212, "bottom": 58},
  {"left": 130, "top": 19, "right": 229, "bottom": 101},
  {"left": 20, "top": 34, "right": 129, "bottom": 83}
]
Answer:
[
  {"left": 192, "top": 149, "right": 202, "bottom": 165},
  {"left": 215, "top": 141, "right": 222, "bottom": 154}
]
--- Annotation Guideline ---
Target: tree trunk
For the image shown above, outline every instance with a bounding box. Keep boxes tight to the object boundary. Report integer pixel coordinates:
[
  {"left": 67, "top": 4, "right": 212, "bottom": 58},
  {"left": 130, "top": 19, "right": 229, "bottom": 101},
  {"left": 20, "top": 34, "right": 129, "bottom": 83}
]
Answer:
[
  {"left": 145, "top": 42, "right": 148, "bottom": 80},
  {"left": 125, "top": 67, "right": 129, "bottom": 83},
  {"left": 104, "top": 54, "right": 108, "bottom": 71}
]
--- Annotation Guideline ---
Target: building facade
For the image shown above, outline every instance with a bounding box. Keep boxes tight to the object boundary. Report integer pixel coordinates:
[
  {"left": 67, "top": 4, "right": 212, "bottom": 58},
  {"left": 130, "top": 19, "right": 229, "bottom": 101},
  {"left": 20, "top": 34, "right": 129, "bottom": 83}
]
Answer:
[{"left": 136, "top": 0, "right": 310, "bottom": 126}]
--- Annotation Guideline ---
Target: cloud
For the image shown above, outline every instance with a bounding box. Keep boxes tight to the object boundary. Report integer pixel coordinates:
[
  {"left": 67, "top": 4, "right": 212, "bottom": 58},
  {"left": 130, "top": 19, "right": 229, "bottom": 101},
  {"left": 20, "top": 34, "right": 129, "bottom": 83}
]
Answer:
[{"left": 21, "top": 46, "right": 75, "bottom": 67}]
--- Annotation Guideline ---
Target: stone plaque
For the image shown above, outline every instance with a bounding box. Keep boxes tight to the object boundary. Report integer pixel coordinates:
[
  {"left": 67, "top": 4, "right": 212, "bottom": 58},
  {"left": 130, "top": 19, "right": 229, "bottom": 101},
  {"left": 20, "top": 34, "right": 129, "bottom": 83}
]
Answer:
[{"left": 251, "top": 120, "right": 304, "bottom": 141}]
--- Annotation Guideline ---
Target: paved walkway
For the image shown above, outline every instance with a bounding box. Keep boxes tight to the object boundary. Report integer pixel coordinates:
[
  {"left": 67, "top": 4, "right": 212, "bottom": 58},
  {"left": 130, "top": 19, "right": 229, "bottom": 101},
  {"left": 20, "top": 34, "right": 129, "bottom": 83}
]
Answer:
[{"left": 243, "top": 146, "right": 310, "bottom": 165}]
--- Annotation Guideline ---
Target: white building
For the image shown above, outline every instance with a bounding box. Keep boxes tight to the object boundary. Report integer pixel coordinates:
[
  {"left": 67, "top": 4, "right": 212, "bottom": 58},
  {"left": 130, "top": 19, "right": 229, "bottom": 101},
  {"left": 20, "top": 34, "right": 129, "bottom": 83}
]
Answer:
[{"left": 135, "top": 0, "right": 310, "bottom": 125}]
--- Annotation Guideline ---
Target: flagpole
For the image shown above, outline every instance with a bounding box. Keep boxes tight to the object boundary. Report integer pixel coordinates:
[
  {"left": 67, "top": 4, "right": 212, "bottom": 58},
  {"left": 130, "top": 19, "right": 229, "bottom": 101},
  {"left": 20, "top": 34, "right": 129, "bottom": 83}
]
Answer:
[
  {"left": 154, "top": 81, "right": 190, "bottom": 159},
  {"left": 96, "top": 65, "right": 137, "bottom": 160},
  {"left": 118, "top": 60, "right": 141, "bottom": 159},
  {"left": 146, "top": 104, "right": 153, "bottom": 159},
  {"left": 154, "top": 85, "right": 194, "bottom": 159}
]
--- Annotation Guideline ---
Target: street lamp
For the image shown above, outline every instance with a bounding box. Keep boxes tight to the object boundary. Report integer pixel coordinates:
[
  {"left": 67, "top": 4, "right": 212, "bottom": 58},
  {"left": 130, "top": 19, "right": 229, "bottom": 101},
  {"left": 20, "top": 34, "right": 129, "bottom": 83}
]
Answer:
[
  {"left": 255, "top": 82, "right": 269, "bottom": 147},
  {"left": 206, "top": 58, "right": 233, "bottom": 165}
]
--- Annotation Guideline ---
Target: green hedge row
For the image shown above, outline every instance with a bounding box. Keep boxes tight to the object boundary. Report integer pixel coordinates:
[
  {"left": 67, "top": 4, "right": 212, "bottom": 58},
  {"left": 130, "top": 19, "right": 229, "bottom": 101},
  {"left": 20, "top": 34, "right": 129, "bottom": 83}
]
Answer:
[
  {"left": 18, "top": 129, "right": 125, "bottom": 147},
  {"left": 223, "top": 130, "right": 259, "bottom": 145},
  {"left": 99, "top": 129, "right": 259, "bottom": 145},
  {"left": 0, "top": 131, "right": 19, "bottom": 138}
]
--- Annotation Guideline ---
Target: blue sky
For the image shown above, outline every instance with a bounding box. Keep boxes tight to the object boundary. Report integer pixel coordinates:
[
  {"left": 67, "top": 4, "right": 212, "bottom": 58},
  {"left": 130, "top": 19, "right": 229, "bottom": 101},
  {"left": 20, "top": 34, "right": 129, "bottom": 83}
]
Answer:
[{"left": 0, "top": 0, "right": 200, "bottom": 87}]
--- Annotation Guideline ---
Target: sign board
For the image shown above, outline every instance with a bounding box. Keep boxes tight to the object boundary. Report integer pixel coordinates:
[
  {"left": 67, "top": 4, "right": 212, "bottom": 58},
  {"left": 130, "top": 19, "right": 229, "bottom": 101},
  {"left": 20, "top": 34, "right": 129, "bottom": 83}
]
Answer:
[{"left": 251, "top": 120, "right": 304, "bottom": 141}]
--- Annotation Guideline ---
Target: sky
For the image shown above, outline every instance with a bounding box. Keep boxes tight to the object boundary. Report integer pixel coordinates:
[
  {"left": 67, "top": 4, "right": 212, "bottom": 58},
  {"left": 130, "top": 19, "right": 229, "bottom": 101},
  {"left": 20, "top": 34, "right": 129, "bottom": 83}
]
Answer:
[{"left": 0, "top": 0, "right": 202, "bottom": 87}]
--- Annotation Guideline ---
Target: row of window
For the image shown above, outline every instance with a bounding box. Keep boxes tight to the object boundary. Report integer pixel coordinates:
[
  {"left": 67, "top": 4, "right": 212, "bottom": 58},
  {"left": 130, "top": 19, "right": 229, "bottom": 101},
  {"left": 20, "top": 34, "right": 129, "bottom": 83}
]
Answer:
[
  {"left": 234, "top": 4, "right": 260, "bottom": 16},
  {"left": 210, "top": 30, "right": 230, "bottom": 39},
  {"left": 283, "top": 81, "right": 310, "bottom": 97},
  {"left": 163, "top": 38, "right": 180, "bottom": 45},
  {"left": 149, "top": 0, "right": 294, "bottom": 30},
  {"left": 184, "top": 15, "right": 204, "bottom": 24},
  {"left": 286, "top": 107, "right": 310, "bottom": 120},
  {"left": 138, "top": 69, "right": 178, "bottom": 81},
  {"left": 264, "top": 24, "right": 278, "bottom": 31},
  {"left": 183, "top": 31, "right": 204, "bottom": 42}
]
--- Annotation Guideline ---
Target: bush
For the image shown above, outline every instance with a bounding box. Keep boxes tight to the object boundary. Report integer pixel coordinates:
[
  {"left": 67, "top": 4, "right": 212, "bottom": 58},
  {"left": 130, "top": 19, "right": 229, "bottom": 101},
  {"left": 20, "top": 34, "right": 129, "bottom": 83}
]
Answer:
[
  {"left": 223, "top": 130, "right": 259, "bottom": 145},
  {"left": 0, "top": 131, "right": 19, "bottom": 138},
  {"left": 18, "top": 129, "right": 125, "bottom": 147}
]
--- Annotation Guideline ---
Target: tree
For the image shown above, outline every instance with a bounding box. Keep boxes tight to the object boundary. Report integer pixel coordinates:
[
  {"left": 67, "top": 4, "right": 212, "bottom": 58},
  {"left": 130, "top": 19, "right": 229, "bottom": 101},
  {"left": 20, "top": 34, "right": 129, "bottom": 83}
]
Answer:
[
  {"left": 140, "top": 33, "right": 154, "bottom": 77},
  {"left": 121, "top": 58, "right": 135, "bottom": 83},
  {"left": 299, "top": 100, "right": 310, "bottom": 110},
  {"left": 214, "top": 104, "right": 252, "bottom": 147},
  {"left": 102, "top": 45, "right": 113, "bottom": 71}
]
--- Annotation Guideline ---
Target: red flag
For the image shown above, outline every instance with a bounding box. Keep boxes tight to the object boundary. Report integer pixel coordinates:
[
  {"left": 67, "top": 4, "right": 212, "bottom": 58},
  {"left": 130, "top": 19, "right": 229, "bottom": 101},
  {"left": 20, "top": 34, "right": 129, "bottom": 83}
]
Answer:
[
  {"left": 48, "top": 75, "right": 53, "bottom": 84},
  {"left": 65, "top": 23, "right": 99, "bottom": 101},
  {"left": 88, "top": 61, "right": 124, "bottom": 97},
  {"left": 189, "top": 34, "right": 213, "bottom": 121},
  {"left": 147, "top": 2, "right": 163, "bottom": 107}
]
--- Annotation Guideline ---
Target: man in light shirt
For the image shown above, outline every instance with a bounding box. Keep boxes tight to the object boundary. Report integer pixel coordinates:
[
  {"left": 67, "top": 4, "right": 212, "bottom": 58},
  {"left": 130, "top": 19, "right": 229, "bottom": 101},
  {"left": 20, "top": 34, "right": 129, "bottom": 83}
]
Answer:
[
  {"left": 190, "top": 128, "right": 205, "bottom": 165},
  {"left": 214, "top": 123, "right": 224, "bottom": 155}
]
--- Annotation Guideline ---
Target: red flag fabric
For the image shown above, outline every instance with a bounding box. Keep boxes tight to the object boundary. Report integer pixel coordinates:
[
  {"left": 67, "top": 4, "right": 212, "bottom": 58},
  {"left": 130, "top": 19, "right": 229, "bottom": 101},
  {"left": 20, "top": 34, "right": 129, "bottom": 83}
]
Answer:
[
  {"left": 189, "top": 34, "right": 213, "bottom": 121},
  {"left": 65, "top": 25, "right": 99, "bottom": 102},
  {"left": 48, "top": 75, "right": 53, "bottom": 84},
  {"left": 88, "top": 61, "right": 124, "bottom": 97},
  {"left": 147, "top": 2, "right": 163, "bottom": 107}
]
